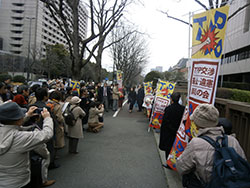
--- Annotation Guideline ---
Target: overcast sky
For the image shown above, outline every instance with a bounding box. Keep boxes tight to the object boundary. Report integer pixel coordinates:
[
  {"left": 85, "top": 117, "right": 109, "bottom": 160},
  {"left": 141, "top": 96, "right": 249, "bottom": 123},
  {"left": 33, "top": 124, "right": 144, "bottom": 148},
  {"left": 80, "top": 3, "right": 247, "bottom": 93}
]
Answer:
[{"left": 102, "top": 0, "right": 210, "bottom": 74}]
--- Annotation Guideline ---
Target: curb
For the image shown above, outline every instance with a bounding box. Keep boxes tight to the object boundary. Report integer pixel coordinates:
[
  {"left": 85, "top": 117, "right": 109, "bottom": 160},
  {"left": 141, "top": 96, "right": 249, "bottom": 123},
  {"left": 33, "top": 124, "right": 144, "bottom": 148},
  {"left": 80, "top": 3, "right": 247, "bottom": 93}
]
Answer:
[{"left": 153, "top": 130, "right": 182, "bottom": 188}]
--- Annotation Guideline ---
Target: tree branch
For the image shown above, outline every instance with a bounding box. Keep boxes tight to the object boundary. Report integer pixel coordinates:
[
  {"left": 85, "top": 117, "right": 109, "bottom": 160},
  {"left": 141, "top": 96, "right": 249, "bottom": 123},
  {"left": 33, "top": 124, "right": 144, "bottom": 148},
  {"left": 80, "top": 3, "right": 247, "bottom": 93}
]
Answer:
[
  {"left": 194, "top": 0, "right": 208, "bottom": 10},
  {"left": 159, "top": 10, "right": 192, "bottom": 27}
]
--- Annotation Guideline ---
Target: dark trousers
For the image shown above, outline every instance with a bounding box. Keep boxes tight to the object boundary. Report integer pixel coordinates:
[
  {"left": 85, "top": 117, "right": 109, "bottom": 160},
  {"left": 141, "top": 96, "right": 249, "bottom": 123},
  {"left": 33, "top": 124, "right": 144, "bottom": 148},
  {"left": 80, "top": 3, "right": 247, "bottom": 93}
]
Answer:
[
  {"left": 21, "top": 182, "right": 31, "bottom": 188},
  {"left": 137, "top": 99, "right": 143, "bottom": 111},
  {"left": 68, "top": 137, "right": 79, "bottom": 153},
  {"left": 129, "top": 101, "right": 135, "bottom": 110}
]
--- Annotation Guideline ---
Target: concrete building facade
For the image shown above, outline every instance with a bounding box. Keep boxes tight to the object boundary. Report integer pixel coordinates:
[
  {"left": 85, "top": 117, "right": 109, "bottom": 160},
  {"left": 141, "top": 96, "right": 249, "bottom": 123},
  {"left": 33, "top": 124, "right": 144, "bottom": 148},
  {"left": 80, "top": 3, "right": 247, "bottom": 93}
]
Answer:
[
  {"left": 220, "top": 0, "right": 250, "bottom": 83},
  {"left": 0, "top": 0, "right": 88, "bottom": 59}
]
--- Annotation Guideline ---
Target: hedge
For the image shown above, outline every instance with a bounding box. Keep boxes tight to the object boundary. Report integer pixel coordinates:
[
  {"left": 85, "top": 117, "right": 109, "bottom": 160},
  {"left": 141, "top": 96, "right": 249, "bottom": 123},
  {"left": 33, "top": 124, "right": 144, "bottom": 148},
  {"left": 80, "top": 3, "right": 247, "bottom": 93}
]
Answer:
[
  {"left": 216, "top": 88, "right": 250, "bottom": 103},
  {"left": 0, "top": 74, "right": 12, "bottom": 83},
  {"left": 13, "top": 75, "right": 26, "bottom": 83}
]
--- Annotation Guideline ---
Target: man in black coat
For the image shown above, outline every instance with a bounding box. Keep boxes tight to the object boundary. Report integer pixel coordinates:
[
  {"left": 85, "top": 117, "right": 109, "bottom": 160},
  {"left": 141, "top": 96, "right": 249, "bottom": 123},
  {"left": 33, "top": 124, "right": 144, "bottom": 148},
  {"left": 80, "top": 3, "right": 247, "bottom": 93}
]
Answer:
[
  {"left": 136, "top": 84, "right": 144, "bottom": 112},
  {"left": 159, "top": 92, "right": 185, "bottom": 162}
]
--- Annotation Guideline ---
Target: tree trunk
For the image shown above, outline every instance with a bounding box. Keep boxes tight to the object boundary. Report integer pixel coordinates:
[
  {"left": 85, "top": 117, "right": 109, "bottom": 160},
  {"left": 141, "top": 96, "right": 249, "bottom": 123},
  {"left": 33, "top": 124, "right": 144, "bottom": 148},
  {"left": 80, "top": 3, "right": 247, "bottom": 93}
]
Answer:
[{"left": 95, "top": 40, "right": 105, "bottom": 82}]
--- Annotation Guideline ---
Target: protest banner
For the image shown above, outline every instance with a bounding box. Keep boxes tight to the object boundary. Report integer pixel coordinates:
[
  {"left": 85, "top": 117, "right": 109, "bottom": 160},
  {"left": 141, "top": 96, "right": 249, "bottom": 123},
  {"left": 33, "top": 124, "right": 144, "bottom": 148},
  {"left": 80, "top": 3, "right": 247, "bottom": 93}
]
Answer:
[
  {"left": 167, "top": 6, "right": 229, "bottom": 170},
  {"left": 70, "top": 80, "right": 81, "bottom": 95},
  {"left": 149, "top": 80, "right": 175, "bottom": 129},
  {"left": 117, "top": 70, "right": 123, "bottom": 89},
  {"left": 143, "top": 82, "right": 154, "bottom": 118}
]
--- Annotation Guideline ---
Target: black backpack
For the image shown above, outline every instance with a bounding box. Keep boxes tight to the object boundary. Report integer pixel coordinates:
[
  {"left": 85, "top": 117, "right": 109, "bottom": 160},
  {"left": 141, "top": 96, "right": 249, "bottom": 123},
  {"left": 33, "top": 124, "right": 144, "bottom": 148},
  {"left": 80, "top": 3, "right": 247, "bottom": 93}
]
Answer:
[
  {"left": 183, "top": 135, "right": 250, "bottom": 188},
  {"left": 201, "top": 135, "right": 250, "bottom": 188},
  {"left": 63, "top": 104, "right": 77, "bottom": 126}
]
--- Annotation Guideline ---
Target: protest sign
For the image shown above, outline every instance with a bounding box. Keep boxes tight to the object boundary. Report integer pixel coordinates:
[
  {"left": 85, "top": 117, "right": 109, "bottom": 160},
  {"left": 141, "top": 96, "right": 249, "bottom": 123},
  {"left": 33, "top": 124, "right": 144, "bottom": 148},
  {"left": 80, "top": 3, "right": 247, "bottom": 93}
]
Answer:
[
  {"left": 167, "top": 6, "right": 229, "bottom": 170},
  {"left": 149, "top": 80, "right": 175, "bottom": 129}
]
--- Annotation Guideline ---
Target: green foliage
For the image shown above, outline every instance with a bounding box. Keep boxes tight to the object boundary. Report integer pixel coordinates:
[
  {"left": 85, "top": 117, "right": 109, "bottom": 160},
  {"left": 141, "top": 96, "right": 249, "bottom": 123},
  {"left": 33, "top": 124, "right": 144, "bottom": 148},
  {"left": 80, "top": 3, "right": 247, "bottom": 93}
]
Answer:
[
  {"left": 231, "top": 89, "right": 250, "bottom": 103},
  {"left": 13, "top": 75, "right": 26, "bottom": 83},
  {"left": 216, "top": 88, "right": 233, "bottom": 99},
  {"left": 0, "top": 74, "right": 12, "bottom": 83},
  {"left": 222, "top": 81, "right": 250, "bottom": 91},
  {"left": 45, "top": 44, "right": 71, "bottom": 78},
  {"left": 144, "top": 71, "right": 162, "bottom": 88},
  {"left": 216, "top": 88, "right": 250, "bottom": 103}
]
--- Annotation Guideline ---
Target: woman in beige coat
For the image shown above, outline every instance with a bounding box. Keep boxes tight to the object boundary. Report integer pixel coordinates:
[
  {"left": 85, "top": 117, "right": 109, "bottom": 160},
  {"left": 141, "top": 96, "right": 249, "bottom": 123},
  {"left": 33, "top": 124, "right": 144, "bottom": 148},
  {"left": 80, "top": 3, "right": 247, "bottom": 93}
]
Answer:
[
  {"left": 176, "top": 104, "right": 246, "bottom": 184},
  {"left": 68, "top": 96, "right": 86, "bottom": 154},
  {"left": 88, "top": 102, "right": 104, "bottom": 133}
]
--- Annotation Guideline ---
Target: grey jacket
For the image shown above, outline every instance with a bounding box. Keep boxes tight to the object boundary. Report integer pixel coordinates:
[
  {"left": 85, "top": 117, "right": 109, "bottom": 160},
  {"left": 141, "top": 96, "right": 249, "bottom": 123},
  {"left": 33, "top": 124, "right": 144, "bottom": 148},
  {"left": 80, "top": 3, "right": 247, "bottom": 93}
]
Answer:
[
  {"left": 0, "top": 117, "right": 53, "bottom": 188},
  {"left": 176, "top": 126, "right": 246, "bottom": 183}
]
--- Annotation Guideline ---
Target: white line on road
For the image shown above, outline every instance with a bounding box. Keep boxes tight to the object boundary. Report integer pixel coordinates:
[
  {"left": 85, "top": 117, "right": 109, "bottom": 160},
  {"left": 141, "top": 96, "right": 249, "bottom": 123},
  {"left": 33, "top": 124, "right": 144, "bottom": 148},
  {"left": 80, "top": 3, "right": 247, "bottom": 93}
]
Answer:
[{"left": 113, "top": 99, "right": 128, "bottom": 118}]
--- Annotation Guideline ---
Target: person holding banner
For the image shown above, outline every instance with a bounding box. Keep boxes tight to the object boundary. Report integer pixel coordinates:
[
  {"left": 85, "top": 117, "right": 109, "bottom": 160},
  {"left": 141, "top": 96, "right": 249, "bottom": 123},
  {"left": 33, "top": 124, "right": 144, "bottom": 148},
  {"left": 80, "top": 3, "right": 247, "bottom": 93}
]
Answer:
[
  {"left": 176, "top": 104, "right": 246, "bottom": 185},
  {"left": 159, "top": 92, "right": 185, "bottom": 162}
]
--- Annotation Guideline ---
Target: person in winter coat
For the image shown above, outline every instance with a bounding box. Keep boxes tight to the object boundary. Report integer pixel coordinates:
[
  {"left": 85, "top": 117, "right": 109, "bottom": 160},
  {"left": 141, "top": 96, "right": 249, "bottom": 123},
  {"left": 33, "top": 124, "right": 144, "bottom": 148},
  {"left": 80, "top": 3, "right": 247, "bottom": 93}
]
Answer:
[
  {"left": 13, "top": 85, "right": 29, "bottom": 108},
  {"left": 88, "top": 102, "right": 104, "bottom": 133},
  {"left": 0, "top": 102, "right": 53, "bottom": 188},
  {"left": 48, "top": 91, "right": 65, "bottom": 149},
  {"left": 159, "top": 92, "right": 185, "bottom": 161},
  {"left": 112, "top": 83, "right": 120, "bottom": 111},
  {"left": 128, "top": 87, "right": 136, "bottom": 113},
  {"left": 68, "top": 96, "right": 86, "bottom": 154},
  {"left": 0, "top": 82, "right": 8, "bottom": 104},
  {"left": 176, "top": 104, "right": 246, "bottom": 184},
  {"left": 136, "top": 84, "right": 144, "bottom": 112}
]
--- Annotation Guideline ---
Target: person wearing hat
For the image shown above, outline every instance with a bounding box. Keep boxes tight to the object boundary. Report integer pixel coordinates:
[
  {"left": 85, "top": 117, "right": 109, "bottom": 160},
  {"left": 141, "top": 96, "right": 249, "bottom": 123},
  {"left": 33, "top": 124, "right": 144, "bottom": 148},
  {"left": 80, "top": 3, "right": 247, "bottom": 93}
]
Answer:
[
  {"left": 0, "top": 102, "right": 53, "bottom": 188},
  {"left": 68, "top": 96, "right": 86, "bottom": 154},
  {"left": 176, "top": 103, "right": 246, "bottom": 184}
]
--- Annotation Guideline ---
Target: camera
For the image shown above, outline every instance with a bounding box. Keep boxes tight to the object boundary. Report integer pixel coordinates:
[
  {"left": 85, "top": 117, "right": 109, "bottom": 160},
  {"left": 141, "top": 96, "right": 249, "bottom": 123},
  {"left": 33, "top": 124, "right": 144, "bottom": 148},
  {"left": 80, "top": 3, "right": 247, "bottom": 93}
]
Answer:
[{"left": 34, "top": 108, "right": 43, "bottom": 114}]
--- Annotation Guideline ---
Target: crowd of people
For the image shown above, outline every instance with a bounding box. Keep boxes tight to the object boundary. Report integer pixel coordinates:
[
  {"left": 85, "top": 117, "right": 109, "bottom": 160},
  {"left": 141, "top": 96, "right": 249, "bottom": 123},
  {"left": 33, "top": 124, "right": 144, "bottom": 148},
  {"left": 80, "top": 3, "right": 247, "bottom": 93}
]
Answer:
[{"left": 0, "top": 77, "right": 147, "bottom": 188}]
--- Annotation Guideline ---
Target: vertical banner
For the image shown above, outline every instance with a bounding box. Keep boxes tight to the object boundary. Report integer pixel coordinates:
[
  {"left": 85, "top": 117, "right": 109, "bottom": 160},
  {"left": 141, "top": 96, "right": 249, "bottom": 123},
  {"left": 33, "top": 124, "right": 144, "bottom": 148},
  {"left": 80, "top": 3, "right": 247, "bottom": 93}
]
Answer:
[
  {"left": 70, "top": 80, "right": 81, "bottom": 95},
  {"left": 149, "top": 80, "right": 175, "bottom": 129},
  {"left": 167, "top": 6, "right": 229, "bottom": 170},
  {"left": 143, "top": 81, "right": 154, "bottom": 118},
  {"left": 116, "top": 70, "right": 123, "bottom": 89}
]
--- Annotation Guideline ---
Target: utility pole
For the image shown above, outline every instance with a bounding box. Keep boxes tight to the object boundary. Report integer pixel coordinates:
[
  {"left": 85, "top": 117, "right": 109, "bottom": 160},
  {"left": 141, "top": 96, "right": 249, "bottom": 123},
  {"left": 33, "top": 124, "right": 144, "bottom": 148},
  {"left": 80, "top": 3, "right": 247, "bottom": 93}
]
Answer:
[{"left": 26, "top": 17, "right": 35, "bottom": 82}]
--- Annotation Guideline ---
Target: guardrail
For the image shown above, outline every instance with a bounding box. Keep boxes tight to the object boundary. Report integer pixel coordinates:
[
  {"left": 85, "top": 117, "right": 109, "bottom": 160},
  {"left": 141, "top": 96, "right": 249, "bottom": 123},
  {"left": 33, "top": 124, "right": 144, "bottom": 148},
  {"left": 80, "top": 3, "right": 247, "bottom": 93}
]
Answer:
[
  {"left": 215, "top": 98, "right": 250, "bottom": 162},
  {"left": 175, "top": 85, "right": 250, "bottom": 161}
]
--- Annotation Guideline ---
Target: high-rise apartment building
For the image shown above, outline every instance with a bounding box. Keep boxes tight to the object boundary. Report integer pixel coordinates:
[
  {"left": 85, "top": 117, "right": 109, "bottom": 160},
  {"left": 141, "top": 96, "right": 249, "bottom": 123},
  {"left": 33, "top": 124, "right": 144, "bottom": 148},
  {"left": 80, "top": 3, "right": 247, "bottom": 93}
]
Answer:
[
  {"left": 220, "top": 0, "right": 250, "bottom": 83},
  {"left": 0, "top": 0, "right": 88, "bottom": 59}
]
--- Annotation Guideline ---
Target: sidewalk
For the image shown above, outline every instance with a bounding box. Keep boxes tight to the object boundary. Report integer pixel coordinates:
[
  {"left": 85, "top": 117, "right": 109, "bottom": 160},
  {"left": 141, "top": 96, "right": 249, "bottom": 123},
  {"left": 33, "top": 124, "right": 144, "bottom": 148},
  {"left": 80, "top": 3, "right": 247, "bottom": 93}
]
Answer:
[{"left": 153, "top": 130, "right": 182, "bottom": 188}]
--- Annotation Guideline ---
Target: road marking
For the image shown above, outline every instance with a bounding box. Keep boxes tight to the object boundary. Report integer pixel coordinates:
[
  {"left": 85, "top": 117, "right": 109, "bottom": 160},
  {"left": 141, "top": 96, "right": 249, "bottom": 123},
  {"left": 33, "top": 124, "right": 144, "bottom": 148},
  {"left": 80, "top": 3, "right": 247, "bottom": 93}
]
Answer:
[{"left": 113, "top": 99, "right": 128, "bottom": 117}]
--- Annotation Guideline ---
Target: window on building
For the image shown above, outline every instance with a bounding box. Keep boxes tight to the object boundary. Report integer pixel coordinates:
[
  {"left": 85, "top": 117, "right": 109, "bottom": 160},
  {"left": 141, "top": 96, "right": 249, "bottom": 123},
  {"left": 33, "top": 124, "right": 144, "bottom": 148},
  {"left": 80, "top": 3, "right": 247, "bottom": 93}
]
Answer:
[
  {"left": 243, "top": 0, "right": 250, "bottom": 33},
  {"left": 0, "top": 38, "right": 3, "bottom": 50}
]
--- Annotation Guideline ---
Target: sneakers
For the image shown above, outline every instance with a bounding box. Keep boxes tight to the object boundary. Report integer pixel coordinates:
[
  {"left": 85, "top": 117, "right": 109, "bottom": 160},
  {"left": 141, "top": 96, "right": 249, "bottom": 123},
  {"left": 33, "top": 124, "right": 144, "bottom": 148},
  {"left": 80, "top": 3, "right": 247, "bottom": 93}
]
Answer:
[{"left": 43, "top": 180, "right": 56, "bottom": 187}]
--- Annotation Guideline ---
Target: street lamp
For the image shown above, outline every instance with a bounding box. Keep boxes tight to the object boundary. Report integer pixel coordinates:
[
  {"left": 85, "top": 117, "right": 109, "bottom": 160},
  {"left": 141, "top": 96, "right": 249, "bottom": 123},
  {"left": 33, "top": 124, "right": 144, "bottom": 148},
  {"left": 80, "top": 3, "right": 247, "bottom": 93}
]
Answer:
[{"left": 26, "top": 17, "right": 35, "bottom": 82}]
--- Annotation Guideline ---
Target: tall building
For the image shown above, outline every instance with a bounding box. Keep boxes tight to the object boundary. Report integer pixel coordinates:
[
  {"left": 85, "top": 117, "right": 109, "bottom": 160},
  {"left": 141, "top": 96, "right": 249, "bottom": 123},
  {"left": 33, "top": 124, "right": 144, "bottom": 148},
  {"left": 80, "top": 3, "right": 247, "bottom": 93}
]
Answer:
[
  {"left": 151, "top": 66, "right": 163, "bottom": 72},
  {"left": 0, "top": 0, "right": 88, "bottom": 61},
  {"left": 220, "top": 0, "right": 250, "bottom": 84}
]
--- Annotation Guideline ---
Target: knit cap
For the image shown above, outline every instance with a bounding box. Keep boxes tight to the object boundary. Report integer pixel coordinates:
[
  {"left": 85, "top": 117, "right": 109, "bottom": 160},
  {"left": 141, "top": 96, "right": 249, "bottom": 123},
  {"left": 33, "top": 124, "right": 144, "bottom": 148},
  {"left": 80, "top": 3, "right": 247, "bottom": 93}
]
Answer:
[{"left": 190, "top": 103, "right": 219, "bottom": 128}]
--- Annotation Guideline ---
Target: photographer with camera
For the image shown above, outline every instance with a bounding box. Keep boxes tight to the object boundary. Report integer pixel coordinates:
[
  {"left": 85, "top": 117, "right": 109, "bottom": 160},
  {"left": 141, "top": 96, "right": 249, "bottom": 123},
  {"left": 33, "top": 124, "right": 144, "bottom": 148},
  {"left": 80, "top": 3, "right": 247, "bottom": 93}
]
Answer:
[{"left": 0, "top": 102, "right": 53, "bottom": 188}]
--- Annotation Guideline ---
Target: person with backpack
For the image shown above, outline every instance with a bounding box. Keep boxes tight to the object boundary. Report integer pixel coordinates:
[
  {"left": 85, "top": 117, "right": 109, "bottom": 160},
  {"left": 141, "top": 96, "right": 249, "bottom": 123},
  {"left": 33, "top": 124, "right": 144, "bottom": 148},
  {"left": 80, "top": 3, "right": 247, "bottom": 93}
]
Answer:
[
  {"left": 176, "top": 104, "right": 248, "bottom": 188},
  {"left": 68, "top": 96, "right": 86, "bottom": 154}
]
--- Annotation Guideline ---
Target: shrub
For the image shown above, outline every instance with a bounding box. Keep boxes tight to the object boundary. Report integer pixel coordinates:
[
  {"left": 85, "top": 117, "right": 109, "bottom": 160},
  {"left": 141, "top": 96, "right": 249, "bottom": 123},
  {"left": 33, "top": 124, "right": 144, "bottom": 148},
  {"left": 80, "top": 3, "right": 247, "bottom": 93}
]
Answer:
[
  {"left": 13, "top": 75, "right": 26, "bottom": 83},
  {"left": 231, "top": 89, "right": 250, "bottom": 103},
  {"left": 0, "top": 74, "right": 12, "bottom": 83},
  {"left": 216, "top": 88, "right": 233, "bottom": 99},
  {"left": 222, "top": 81, "right": 250, "bottom": 91}
]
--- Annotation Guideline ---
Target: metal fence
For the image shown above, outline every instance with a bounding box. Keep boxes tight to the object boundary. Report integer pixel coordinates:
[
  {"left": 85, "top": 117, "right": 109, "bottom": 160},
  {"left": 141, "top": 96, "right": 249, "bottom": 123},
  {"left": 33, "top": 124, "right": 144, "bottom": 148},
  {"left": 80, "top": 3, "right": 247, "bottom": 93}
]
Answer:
[
  {"left": 175, "top": 85, "right": 250, "bottom": 161},
  {"left": 215, "top": 98, "right": 250, "bottom": 162}
]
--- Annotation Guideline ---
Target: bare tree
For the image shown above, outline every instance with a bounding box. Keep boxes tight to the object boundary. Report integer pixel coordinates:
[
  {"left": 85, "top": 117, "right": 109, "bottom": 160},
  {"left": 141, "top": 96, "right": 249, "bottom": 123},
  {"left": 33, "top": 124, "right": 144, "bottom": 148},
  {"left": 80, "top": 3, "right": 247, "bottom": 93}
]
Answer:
[
  {"left": 110, "top": 24, "right": 148, "bottom": 86},
  {"left": 41, "top": 0, "right": 130, "bottom": 80},
  {"left": 88, "top": 0, "right": 132, "bottom": 82}
]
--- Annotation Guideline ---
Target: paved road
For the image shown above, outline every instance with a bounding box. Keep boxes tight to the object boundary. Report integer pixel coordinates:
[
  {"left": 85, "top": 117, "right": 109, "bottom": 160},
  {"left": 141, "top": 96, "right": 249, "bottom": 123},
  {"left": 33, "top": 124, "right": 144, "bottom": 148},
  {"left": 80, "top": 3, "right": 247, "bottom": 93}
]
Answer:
[{"left": 49, "top": 104, "right": 168, "bottom": 188}]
